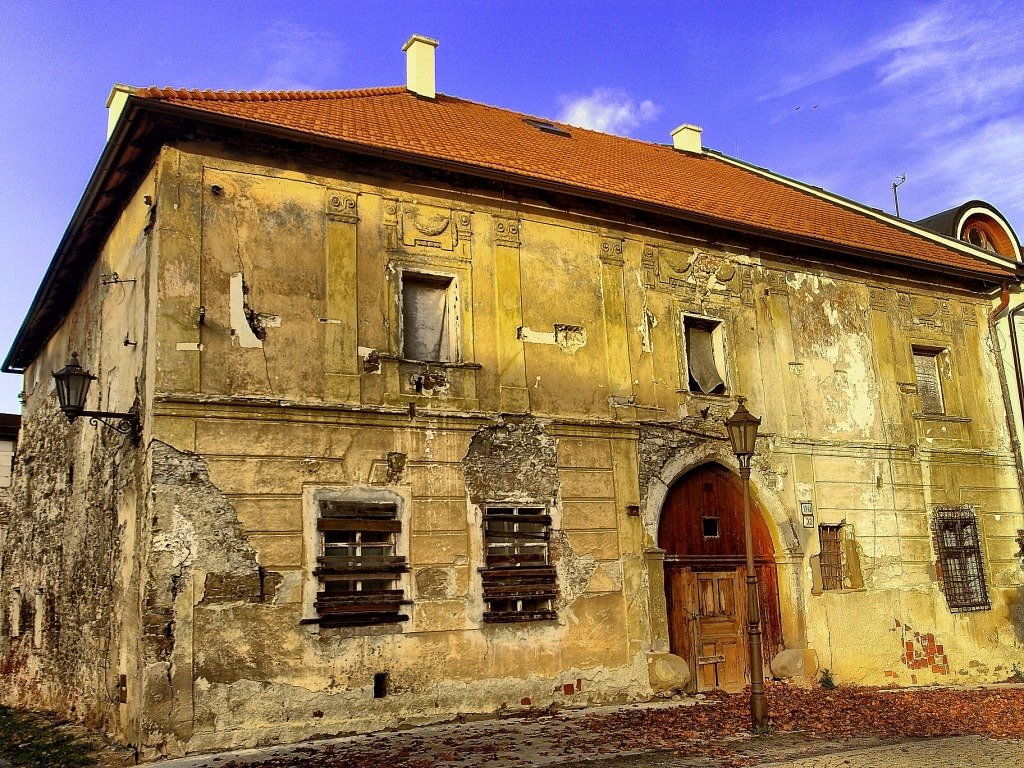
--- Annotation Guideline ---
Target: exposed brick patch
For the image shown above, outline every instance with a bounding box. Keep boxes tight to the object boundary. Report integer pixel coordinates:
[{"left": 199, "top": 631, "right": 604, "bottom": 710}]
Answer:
[{"left": 895, "top": 618, "right": 948, "bottom": 674}]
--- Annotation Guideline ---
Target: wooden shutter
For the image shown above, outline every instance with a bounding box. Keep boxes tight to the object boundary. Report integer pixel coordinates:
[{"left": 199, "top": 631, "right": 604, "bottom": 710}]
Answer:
[{"left": 913, "top": 351, "right": 944, "bottom": 415}]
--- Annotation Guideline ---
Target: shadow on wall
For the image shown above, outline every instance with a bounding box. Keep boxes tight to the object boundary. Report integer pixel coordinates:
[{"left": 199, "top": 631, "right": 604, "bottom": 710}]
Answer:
[{"left": 1009, "top": 585, "right": 1024, "bottom": 645}]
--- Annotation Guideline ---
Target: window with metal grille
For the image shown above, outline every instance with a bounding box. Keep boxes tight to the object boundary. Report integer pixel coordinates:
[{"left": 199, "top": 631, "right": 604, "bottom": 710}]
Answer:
[
  {"left": 311, "top": 500, "right": 409, "bottom": 627},
  {"left": 912, "top": 348, "right": 945, "bottom": 415},
  {"left": 932, "top": 506, "right": 990, "bottom": 613},
  {"left": 818, "top": 524, "right": 845, "bottom": 590},
  {"left": 683, "top": 315, "right": 726, "bottom": 395},
  {"left": 481, "top": 505, "right": 557, "bottom": 622}
]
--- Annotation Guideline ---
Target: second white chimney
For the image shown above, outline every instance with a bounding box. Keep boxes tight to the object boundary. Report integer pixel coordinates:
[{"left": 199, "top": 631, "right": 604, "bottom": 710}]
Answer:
[
  {"left": 105, "top": 83, "right": 137, "bottom": 140},
  {"left": 403, "top": 35, "right": 439, "bottom": 99},
  {"left": 671, "top": 123, "right": 703, "bottom": 153}
]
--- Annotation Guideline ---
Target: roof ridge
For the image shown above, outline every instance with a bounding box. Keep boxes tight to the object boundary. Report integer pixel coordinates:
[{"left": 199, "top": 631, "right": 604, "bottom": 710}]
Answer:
[{"left": 134, "top": 85, "right": 406, "bottom": 102}]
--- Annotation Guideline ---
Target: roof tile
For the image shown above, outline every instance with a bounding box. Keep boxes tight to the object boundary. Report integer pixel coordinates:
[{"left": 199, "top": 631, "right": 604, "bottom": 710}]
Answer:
[{"left": 135, "top": 86, "right": 1007, "bottom": 277}]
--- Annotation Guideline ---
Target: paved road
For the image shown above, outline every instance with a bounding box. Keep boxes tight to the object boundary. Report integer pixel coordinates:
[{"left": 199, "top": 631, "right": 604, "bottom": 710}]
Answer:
[
  {"left": 756, "top": 737, "right": 1023, "bottom": 767},
  {"left": 563, "top": 735, "right": 1024, "bottom": 767},
  {"left": 150, "top": 699, "right": 1024, "bottom": 768}
]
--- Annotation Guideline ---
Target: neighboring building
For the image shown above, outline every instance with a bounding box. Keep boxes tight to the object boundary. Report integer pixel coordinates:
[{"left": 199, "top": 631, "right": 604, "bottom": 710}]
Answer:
[
  {"left": 0, "top": 413, "right": 19, "bottom": 556},
  {"left": 2, "top": 36, "right": 1023, "bottom": 759}
]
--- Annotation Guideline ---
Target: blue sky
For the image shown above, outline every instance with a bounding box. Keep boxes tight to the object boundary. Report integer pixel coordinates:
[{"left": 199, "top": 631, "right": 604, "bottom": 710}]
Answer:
[{"left": 1, "top": 0, "right": 1022, "bottom": 413}]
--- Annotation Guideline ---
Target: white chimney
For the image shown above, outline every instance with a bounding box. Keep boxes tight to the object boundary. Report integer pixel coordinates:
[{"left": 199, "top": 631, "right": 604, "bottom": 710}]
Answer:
[
  {"left": 105, "top": 83, "right": 137, "bottom": 140},
  {"left": 403, "top": 35, "right": 439, "bottom": 99},
  {"left": 671, "top": 123, "right": 703, "bottom": 153}
]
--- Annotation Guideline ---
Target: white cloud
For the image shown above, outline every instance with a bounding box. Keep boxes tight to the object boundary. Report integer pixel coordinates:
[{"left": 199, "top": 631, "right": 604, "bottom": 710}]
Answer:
[
  {"left": 251, "top": 21, "right": 343, "bottom": 91},
  {"left": 558, "top": 88, "right": 661, "bottom": 136},
  {"left": 763, "top": 3, "right": 1024, "bottom": 229}
]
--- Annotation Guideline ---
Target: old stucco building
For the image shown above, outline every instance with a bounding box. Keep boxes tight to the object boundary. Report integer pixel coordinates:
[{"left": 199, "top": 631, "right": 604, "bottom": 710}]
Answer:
[{"left": 2, "top": 37, "right": 1023, "bottom": 759}]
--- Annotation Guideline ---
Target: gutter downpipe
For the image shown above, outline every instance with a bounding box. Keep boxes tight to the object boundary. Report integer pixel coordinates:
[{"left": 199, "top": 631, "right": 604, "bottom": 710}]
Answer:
[{"left": 989, "top": 285, "right": 1024, "bottom": 501}]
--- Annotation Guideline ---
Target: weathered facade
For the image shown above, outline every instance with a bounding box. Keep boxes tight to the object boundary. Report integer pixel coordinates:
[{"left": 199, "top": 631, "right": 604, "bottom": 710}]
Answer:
[
  {"left": 0, "top": 414, "right": 19, "bottom": 557},
  {"left": 3, "top": 37, "right": 1023, "bottom": 760}
]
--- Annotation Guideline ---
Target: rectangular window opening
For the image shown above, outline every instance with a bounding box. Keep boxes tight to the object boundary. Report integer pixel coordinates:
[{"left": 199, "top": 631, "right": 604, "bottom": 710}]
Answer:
[
  {"left": 702, "top": 516, "right": 720, "bottom": 538},
  {"left": 932, "top": 506, "right": 990, "bottom": 613},
  {"left": 481, "top": 505, "right": 557, "bottom": 623},
  {"left": 684, "top": 315, "right": 726, "bottom": 395},
  {"left": 818, "top": 524, "right": 845, "bottom": 591},
  {"left": 912, "top": 347, "right": 945, "bottom": 415},
  {"left": 312, "top": 500, "right": 409, "bottom": 628},
  {"left": 401, "top": 273, "right": 455, "bottom": 363},
  {"left": 373, "top": 672, "right": 389, "bottom": 698}
]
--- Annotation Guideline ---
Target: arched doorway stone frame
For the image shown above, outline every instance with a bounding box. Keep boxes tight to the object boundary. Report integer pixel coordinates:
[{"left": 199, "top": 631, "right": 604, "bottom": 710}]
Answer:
[{"left": 642, "top": 440, "right": 807, "bottom": 662}]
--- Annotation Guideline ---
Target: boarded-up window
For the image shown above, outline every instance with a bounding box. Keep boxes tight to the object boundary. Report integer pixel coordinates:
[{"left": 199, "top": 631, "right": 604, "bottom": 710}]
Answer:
[
  {"left": 932, "top": 506, "right": 990, "bottom": 613},
  {"left": 311, "top": 500, "right": 409, "bottom": 627},
  {"left": 684, "top": 316, "right": 726, "bottom": 394},
  {"left": 402, "top": 273, "right": 453, "bottom": 362},
  {"left": 481, "top": 506, "right": 557, "bottom": 622},
  {"left": 819, "top": 524, "right": 844, "bottom": 590},
  {"left": 913, "top": 348, "right": 944, "bottom": 415}
]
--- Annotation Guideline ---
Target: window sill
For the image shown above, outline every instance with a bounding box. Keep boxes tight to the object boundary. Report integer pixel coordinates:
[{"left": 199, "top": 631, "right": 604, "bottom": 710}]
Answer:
[
  {"left": 381, "top": 354, "right": 483, "bottom": 370},
  {"left": 677, "top": 390, "right": 731, "bottom": 398},
  {"left": 912, "top": 413, "right": 971, "bottom": 423}
]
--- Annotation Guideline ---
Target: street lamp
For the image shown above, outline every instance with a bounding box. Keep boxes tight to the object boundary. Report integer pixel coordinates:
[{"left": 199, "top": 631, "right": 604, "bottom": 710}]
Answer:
[
  {"left": 725, "top": 396, "right": 768, "bottom": 729},
  {"left": 52, "top": 352, "right": 140, "bottom": 443}
]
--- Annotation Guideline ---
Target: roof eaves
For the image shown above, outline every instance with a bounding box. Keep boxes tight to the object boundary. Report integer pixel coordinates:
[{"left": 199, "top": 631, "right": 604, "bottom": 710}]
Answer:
[
  {"left": 706, "top": 149, "right": 1013, "bottom": 274},
  {"left": 2, "top": 97, "right": 149, "bottom": 373},
  {"left": 136, "top": 97, "right": 1013, "bottom": 285}
]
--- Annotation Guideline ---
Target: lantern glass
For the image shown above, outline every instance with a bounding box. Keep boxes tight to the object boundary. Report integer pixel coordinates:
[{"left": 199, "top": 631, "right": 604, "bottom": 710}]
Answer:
[
  {"left": 726, "top": 398, "right": 761, "bottom": 457},
  {"left": 52, "top": 352, "right": 94, "bottom": 416}
]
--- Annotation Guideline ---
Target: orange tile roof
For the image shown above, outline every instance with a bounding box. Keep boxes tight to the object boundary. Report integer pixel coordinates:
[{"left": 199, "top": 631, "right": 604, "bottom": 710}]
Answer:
[{"left": 134, "top": 86, "right": 1008, "bottom": 277}]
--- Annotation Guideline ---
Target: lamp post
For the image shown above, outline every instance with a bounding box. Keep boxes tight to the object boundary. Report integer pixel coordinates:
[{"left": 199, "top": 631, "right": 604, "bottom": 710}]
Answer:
[
  {"left": 725, "top": 396, "right": 768, "bottom": 729},
  {"left": 52, "top": 352, "right": 140, "bottom": 443}
]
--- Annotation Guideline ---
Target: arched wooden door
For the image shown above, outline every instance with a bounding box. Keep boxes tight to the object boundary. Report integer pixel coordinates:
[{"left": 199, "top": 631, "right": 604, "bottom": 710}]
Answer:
[{"left": 659, "top": 463, "right": 783, "bottom": 692}]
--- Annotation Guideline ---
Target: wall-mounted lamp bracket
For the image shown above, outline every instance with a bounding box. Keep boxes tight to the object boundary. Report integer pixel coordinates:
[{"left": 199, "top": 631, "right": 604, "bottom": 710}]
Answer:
[
  {"left": 101, "top": 272, "right": 136, "bottom": 286},
  {"left": 82, "top": 410, "right": 141, "bottom": 443},
  {"left": 52, "top": 352, "right": 141, "bottom": 445}
]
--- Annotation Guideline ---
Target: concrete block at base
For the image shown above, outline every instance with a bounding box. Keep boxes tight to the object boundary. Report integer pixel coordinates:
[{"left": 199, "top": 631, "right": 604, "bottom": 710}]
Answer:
[
  {"left": 771, "top": 648, "right": 819, "bottom": 681},
  {"left": 647, "top": 652, "right": 691, "bottom": 692}
]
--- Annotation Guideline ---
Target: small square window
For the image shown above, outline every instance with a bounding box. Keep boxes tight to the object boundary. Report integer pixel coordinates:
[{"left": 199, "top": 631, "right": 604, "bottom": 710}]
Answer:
[
  {"left": 481, "top": 505, "right": 557, "bottom": 622},
  {"left": 912, "top": 347, "right": 945, "bottom": 415},
  {"left": 401, "top": 272, "right": 456, "bottom": 362},
  {"left": 702, "top": 517, "right": 720, "bottom": 538},
  {"left": 683, "top": 315, "right": 726, "bottom": 395}
]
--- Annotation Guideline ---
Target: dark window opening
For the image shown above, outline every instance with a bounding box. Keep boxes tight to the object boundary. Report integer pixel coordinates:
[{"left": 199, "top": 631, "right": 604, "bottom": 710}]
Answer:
[
  {"left": 311, "top": 500, "right": 409, "bottom": 628},
  {"left": 818, "top": 524, "right": 845, "bottom": 590},
  {"left": 702, "top": 517, "right": 720, "bottom": 538},
  {"left": 932, "top": 506, "right": 990, "bottom": 613},
  {"left": 684, "top": 316, "right": 726, "bottom": 395},
  {"left": 373, "top": 672, "right": 389, "bottom": 698},
  {"left": 523, "top": 118, "right": 572, "bottom": 137},
  {"left": 912, "top": 347, "right": 945, "bottom": 415},
  {"left": 481, "top": 505, "right": 557, "bottom": 623}
]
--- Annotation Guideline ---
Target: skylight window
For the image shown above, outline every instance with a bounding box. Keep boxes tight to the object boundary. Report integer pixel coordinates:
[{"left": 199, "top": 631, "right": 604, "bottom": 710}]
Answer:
[{"left": 523, "top": 118, "right": 571, "bottom": 137}]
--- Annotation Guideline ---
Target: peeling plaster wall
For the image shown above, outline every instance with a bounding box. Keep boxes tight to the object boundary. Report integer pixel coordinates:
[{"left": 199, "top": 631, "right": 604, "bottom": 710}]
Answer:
[
  {"left": 138, "top": 144, "right": 1023, "bottom": 750},
  {"left": 12, "top": 140, "right": 1024, "bottom": 757},
  {"left": 140, "top": 420, "right": 650, "bottom": 757},
  {"left": 0, "top": 166, "right": 156, "bottom": 746}
]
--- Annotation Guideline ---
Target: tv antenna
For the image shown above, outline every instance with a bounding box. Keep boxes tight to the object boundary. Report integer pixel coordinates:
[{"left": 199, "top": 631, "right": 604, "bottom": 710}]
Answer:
[{"left": 892, "top": 174, "right": 907, "bottom": 218}]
